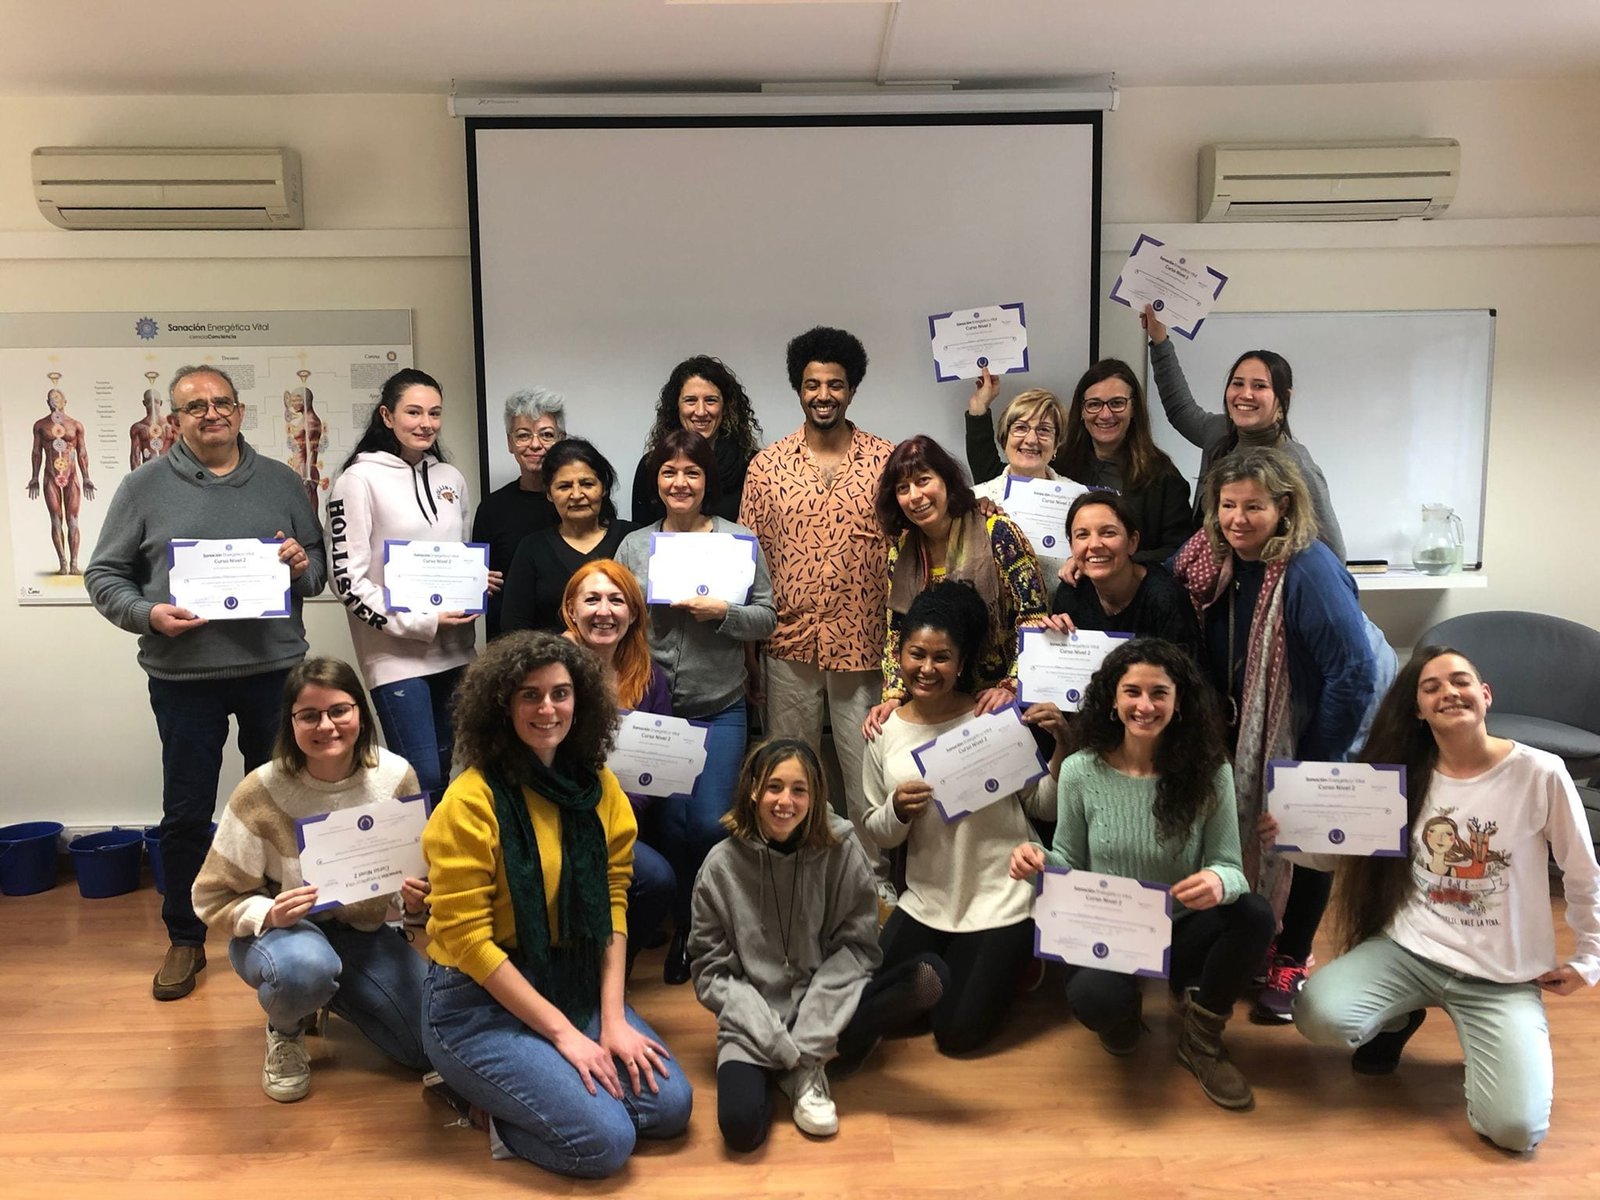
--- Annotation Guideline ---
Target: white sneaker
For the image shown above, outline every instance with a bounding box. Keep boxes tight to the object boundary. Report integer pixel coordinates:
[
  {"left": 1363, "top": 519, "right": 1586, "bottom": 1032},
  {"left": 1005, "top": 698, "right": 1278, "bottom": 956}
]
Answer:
[
  {"left": 263, "top": 1025, "right": 311, "bottom": 1102},
  {"left": 779, "top": 1063, "right": 839, "bottom": 1137}
]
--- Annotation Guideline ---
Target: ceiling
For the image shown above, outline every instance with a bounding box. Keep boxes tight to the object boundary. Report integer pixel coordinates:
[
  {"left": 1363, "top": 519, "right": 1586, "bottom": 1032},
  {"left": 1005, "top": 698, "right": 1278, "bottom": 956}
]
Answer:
[{"left": 2, "top": 0, "right": 1597, "bottom": 96}]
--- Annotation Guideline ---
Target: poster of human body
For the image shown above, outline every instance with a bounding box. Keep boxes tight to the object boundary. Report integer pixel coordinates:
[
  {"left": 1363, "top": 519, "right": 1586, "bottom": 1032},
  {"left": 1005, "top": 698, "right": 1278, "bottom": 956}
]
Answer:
[{"left": 0, "top": 310, "right": 412, "bottom": 604}]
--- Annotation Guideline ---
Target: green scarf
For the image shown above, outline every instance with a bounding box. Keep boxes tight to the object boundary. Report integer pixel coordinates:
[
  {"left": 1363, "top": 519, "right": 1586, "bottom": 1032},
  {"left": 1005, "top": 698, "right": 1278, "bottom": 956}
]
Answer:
[{"left": 488, "top": 752, "right": 612, "bottom": 1028}]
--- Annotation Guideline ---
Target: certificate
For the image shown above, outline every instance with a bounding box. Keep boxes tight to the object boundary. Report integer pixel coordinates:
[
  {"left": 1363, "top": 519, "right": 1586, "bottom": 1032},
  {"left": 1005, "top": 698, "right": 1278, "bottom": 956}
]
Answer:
[
  {"left": 1109, "top": 233, "right": 1229, "bottom": 340},
  {"left": 909, "top": 702, "right": 1047, "bottom": 822},
  {"left": 1034, "top": 867, "right": 1173, "bottom": 977},
  {"left": 1016, "top": 627, "right": 1131, "bottom": 710},
  {"left": 295, "top": 792, "right": 428, "bottom": 914},
  {"left": 382, "top": 540, "right": 489, "bottom": 614},
  {"left": 1000, "top": 474, "right": 1089, "bottom": 560},
  {"left": 608, "top": 710, "right": 711, "bottom": 799},
  {"left": 167, "top": 538, "right": 290, "bottom": 620},
  {"left": 1267, "top": 759, "right": 1409, "bottom": 857},
  {"left": 928, "top": 302, "right": 1029, "bottom": 382},
  {"left": 646, "top": 531, "right": 757, "bottom": 606}
]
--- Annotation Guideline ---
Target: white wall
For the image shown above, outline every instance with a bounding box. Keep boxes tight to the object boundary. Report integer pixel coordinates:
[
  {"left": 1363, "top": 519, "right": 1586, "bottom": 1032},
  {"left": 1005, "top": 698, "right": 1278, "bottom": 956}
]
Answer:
[{"left": 2, "top": 79, "right": 1597, "bottom": 826}]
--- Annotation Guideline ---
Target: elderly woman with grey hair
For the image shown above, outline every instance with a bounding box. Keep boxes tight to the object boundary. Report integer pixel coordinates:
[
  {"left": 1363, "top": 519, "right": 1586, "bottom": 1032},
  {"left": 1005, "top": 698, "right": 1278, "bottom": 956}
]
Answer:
[{"left": 474, "top": 387, "right": 568, "bottom": 638}]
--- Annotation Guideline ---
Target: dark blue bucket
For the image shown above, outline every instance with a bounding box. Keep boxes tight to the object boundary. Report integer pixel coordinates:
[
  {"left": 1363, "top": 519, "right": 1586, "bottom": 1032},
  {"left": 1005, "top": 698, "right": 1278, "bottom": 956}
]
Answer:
[
  {"left": 69, "top": 828, "right": 144, "bottom": 899},
  {"left": 143, "top": 826, "right": 166, "bottom": 895},
  {"left": 0, "top": 821, "right": 64, "bottom": 896}
]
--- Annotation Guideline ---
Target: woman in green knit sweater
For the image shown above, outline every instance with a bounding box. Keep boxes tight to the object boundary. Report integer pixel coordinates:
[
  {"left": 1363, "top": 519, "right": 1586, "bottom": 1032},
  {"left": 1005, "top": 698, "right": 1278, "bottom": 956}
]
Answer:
[{"left": 1010, "top": 638, "right": 1274, "bottom": 1110}]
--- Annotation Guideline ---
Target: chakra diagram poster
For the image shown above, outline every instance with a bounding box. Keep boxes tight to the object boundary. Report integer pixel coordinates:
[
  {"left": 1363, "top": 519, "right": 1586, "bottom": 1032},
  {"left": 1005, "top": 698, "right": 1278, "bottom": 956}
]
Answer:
[{"left": 0, "top": 310, "right": 412, "bottom": 605}]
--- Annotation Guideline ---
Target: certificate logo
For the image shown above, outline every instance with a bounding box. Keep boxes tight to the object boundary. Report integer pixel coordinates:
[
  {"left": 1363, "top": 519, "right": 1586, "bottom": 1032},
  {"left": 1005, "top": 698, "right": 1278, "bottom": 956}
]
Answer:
[
  {"left": 1042, "top": 535, "right": 1056, "bottom": 549},
  {"left": 984, "top": 778, "right": 999, "bottom": 793},
  {"left": 976, "top": 355, "right": 989, "bottom": 368},
  {"left": 223, "top": 596, "right": 239, "bottom": 610},
  {"left": 357, "top": 815, "right": 375, "bottom": 832},
  {"left": 696, "top": 584, "right": 710, "bottom": 596},
  {"left": 1152, "top": 299, "right": 1165, "bottom": 312},
  {"left": 1328, "top": 828, "right": 1346, "bottom": 845},
  {"left": 1092, "top": 942, "right": 1110, "bottom": 959},
  {"left": 433, "top": 545, "right": 441, "bottom": 552},
  {"left": 224, "top": 543, "right": 233, "bottom": 551},
  {"left": 370, "top": 882, "right": 381, "bottom": 893},
  {"left": 1066, "top": 688, "right": 1081, "bottom": 704},
  {"left": 1330, "top": 767, "right": 1341, "bottom": 776},
  {"left": 429, "top": 593, "right": 443, "bottom": 606},
  {"left": 638, "top": 772, "right": 653, "bottom": 787}
]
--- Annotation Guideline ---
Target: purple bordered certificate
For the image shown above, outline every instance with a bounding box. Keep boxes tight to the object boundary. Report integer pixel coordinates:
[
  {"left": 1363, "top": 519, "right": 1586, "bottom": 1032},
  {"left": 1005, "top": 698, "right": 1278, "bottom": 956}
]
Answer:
[
  {"left": 607, "top": 710, "right": 711, "bottom": 800},
  {"left": 382, "top": 539, "right": 489, "bottom": 614},
  {"left": 167, "top": 537, "right": 290, "bottom": 619},
  {"left": 928, "top": 302, "right": 1029, "bottom": 382},
  {"left": 645, "top": 531, "right": 757, "bottom": 606},
  {"left": 909, "top": 701, "right": 1047, "bottom": 823},
  {"left": 1109, "top": 233, "right": 1229, "bottom": 340},
  {"left": 1016, "top": 627, "right": 1132, "bottom": 711},
  {"left": 295, "top": 792, "right": 428, "bottom": 914},
  {"left": 1267, "top": 759, "right": 1409, "bottom": 857},
  {"left": 1033, "top": 867, "right": 1173, "bottom": 978},
  {"left": 1000, "top": 474, "right": 1088, "bottom": 562}
]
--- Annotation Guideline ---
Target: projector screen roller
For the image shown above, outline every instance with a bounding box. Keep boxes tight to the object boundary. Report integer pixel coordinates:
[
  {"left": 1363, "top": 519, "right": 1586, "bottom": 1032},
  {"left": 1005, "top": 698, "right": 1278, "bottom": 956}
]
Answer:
[{"left": 467, "top": 113, "right": 1101, "bottom": 516}]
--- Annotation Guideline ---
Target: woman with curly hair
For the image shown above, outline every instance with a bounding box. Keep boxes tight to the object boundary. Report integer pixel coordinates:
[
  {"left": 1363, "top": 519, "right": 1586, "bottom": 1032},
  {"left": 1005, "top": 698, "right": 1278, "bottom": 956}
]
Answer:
[
  {"left": 629, "top": 355, "right": 763, "bottom": 525},
  {"left": 1010, "top": 638, "right": 1274, "bottom": 1109},
  {"left": 1275, "top": 646, "right": 1600, "bottom": 1152},
  {"left": 419, "top": 632, "right": 692, "bottom": 1178}
]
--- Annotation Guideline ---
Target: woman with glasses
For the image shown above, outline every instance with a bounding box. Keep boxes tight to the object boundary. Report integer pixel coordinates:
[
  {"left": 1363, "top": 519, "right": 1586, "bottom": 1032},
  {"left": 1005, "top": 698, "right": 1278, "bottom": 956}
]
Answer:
[
  {"left": 327, "top": 369, "right": 492, "bottom": 800},
  {"left": 193, "top": 656, "right": 432, "bottom": 1103},
  {"left": 473, "top": 387, "right": 566, "bottom": 639},
  {"left": 630, "top": 356, "right": 763, "bottom": 525}
]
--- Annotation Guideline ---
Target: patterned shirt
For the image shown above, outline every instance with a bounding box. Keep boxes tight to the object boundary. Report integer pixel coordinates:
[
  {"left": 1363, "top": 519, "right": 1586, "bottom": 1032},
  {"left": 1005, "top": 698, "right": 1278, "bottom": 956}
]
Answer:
[{"left": 739, "top": 424, "right": 894, "bottom": 671}]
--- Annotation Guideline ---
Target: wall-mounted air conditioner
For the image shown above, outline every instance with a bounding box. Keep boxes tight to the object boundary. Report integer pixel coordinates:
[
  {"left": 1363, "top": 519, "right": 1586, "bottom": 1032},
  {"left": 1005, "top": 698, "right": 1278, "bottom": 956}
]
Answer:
[
  {"left": 32, "top": 147, "right": 304, "bottom": 230},
  {"left": 1198, "top": 139, "right": 1459, "bottom": 223}
]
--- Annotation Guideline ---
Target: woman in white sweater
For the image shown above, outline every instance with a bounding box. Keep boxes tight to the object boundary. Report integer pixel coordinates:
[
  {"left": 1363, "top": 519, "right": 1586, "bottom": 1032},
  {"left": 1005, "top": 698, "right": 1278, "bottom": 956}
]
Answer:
[
  {"left": 863, "top": 581, "right": 1069, "bottom": 1054},
  {"left": 192, "top": 657, "right": 431, "bottom": 1103},
  {"left": 1279, "top": 646, "right": 1600, "bottom": 1152},
  {"left": 326, "top": 369, "right": 498, "bottom": 797}
]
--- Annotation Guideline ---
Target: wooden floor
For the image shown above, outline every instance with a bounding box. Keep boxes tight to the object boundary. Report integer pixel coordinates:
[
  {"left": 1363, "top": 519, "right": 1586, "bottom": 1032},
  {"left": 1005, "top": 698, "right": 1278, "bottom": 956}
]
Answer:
[{"left": 5, "top": 872, "right": 1599, "bottom": 1200}]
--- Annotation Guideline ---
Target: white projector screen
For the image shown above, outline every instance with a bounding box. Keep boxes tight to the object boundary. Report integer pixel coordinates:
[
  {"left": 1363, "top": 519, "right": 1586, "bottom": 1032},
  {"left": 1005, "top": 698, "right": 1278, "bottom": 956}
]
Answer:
[{"left": 467, "top": 114, "right": 1102, "bottom": 516}]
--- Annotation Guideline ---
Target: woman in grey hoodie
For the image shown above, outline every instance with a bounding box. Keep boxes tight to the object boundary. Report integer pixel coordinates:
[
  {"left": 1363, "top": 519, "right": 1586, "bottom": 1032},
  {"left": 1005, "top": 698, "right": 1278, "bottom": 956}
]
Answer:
[{"left": 689, "top": 739, "right": 948, "bottom": 1151}]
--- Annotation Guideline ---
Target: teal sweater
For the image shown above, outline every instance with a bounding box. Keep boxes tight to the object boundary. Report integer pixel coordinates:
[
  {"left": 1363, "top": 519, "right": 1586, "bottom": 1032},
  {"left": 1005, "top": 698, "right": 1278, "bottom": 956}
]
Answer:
[{"left": 1045, "top": 751, "right": 1248, "bottom": 917}]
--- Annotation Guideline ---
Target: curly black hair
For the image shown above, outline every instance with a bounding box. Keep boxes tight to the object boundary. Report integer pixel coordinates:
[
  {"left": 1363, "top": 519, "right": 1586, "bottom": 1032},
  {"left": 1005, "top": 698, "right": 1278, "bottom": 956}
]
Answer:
[
  {"left": 900, "top": 581, "right": 990, "bottom": 694},
  {"left": 643, "top": 355, "right": 763, "bottom": 462},
  {"left": 785, "top": 326, "right": 869, "bottom": 391},
  {"left": 451, "top": 631, "right": 619, "bottom": 778},
  {"left": 1070, "top": 638, "right": 1228, "bottom": 842}
]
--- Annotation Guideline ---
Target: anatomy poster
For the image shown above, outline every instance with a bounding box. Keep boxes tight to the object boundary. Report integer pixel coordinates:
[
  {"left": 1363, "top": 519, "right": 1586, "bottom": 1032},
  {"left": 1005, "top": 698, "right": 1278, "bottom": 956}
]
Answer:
[{"left": 0, "top": 310, "right": 412, "bottom": 605}]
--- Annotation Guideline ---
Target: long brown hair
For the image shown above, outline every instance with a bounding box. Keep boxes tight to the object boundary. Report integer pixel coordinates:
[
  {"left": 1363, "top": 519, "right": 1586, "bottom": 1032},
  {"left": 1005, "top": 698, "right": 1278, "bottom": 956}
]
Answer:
[
  {"left": 1331, "top": 645, "right": 1465, "bottom": 950},
  {"left": 721, "top": 738, "right": 838, "bottom": 849},
  {"left": 560, "top": 560, "right": 655, "bottom": 709},
  {"left": 1056, "top": 359, "right": 1180, "bottom": 492},
  {"left": 273, "top": 657, "right": 380, "bottom": 775}
]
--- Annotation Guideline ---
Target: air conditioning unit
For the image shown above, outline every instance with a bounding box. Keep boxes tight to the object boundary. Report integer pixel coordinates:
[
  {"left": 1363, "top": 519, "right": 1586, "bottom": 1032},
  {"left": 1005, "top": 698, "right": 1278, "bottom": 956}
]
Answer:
[
  {"left": 1198, "top": 139, "right": 1459, "bottom": 223},
  {"left": 32, "top": 147, "right": 304, "bottom": 230}
]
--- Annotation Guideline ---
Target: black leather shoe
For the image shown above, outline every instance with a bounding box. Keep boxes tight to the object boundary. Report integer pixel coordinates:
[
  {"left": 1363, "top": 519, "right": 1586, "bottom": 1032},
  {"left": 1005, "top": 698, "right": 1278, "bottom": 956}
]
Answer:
[{"left": 663, "top": 929, "right": 691, "bottom": 986}]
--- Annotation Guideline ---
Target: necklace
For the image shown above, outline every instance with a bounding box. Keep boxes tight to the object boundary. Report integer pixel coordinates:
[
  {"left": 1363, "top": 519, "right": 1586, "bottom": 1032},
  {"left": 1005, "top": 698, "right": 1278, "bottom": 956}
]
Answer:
[{"left": 761, "top": 846, "right": 802, "bottom": 969}]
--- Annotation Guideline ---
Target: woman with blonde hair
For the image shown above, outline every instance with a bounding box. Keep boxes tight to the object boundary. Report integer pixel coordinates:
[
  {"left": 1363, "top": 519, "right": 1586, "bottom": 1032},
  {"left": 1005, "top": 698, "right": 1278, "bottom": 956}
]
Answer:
[{"left": 964, "top": 377, "right": 1077, "bottom": 583}]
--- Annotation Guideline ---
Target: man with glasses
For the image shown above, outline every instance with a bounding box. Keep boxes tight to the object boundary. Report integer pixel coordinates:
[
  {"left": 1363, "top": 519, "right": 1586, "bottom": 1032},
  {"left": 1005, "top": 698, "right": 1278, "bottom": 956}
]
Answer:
[{"left": 86, "top": 365, "right": 327, "bottom": 1001}]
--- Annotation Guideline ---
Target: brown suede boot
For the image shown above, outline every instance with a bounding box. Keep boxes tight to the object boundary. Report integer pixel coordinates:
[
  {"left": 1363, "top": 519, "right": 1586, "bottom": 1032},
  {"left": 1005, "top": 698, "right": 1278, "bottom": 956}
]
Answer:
[{"left": 1175, "top": 988, "right": 1254, "bottom": 1111}]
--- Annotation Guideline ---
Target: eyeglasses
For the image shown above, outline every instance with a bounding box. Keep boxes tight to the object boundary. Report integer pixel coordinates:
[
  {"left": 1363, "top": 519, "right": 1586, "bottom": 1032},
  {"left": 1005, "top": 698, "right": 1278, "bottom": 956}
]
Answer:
[
  {"left": 1083, "top": 396, "right": 1131, "bottom": 415},
  {"left": 1008, "top": 420, "right": 1057, "bottom": 442},
  {"left": 178, "top": 398, "right": 238, "bottom": 418},
  {"left": 291, "top": 703, "right": 358, "bottom": 729},
  {"left": 512, "top": 429, "right": 562, "bottom": 447}
]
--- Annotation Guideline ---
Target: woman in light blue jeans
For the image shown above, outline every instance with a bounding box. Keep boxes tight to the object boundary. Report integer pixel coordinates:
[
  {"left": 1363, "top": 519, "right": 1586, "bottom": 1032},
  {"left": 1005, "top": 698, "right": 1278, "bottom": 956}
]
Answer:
[{"left": 1267, "top": 645, "right": 1600, "bottom": 1152}]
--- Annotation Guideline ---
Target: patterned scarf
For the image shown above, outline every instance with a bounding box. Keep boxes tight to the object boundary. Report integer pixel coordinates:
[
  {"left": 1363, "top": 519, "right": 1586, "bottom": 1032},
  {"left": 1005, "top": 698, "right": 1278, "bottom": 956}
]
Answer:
[
  {"left": 1169, "top": 530, "right": 1295, "bottom": 916},
  {"left": 487, "top": 752, "right": 612, "bottom": 1027}
]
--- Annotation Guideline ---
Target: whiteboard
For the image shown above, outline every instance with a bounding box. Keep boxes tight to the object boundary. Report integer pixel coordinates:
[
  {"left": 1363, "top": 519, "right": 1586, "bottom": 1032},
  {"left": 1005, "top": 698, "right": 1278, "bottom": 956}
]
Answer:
[
  {"left": 1146, "top": 310, "right": 1495, "bottom": 568},
  {"left": 468, "top": 115, "right": 1101, "bottom": 515}
]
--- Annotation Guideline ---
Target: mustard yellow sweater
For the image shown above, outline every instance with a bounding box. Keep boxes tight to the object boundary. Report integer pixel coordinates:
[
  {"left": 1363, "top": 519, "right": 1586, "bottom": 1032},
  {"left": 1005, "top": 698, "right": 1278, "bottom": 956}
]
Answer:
[{"left": 423, "top": 764, "right": 636, "bottom": 984}]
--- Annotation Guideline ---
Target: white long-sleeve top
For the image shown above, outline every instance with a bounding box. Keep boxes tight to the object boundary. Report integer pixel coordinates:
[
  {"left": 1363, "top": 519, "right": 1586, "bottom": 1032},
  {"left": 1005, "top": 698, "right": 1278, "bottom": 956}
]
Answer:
[
  {"left": 863, "top": 709, "right": 1055, "bottom": 933},
  {"left": 1291, "top": 742, "right": 1600, "bottom": 986},
  {"left": 326, "top": 451, "right": 476, "bottom": 689}
]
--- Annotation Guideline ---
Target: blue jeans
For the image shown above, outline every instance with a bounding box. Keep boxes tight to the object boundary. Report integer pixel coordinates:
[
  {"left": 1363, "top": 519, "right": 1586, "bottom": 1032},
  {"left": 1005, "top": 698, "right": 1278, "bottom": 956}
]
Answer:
[
  {"left": 147, "top": 669, "right": 290, "bottom": 945},
  {"left": 627, "top": 840, "right": 675, "bottom": 974},
  {"left": 647, "top": 698, "right": 744, "bottom": 924},
  {"left": 1294, "top": 936, "right": 1553, "bottom": 1152},
  {"left": 228, "top": 920, "right": 429, "bottom": 1071},
  {"left": 421, "top": 962, "right": 693, "bottom": 1179},
  {"left": 370, "top": 666, "right": 465, "bottom": 799}
]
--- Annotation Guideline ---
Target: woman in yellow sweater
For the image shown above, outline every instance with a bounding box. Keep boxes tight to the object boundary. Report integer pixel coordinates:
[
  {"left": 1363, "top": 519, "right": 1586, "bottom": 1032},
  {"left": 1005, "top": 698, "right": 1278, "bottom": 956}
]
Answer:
[{"left": 419, "top": 631, "right": 692, "bottom": 1178}]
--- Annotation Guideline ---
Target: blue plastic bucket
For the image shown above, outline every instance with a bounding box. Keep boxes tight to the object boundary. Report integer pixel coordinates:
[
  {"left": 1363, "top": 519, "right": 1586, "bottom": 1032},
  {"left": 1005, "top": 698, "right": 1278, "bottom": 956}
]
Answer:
[
  {"left": 69, "top": 828, "right": 144, "bottom": 899},
  {"left": 143, "top": 826, "right": 166, "bottom": 895},
  {"left": 0, "top": 821, "right": 64, "bottom": 896}
]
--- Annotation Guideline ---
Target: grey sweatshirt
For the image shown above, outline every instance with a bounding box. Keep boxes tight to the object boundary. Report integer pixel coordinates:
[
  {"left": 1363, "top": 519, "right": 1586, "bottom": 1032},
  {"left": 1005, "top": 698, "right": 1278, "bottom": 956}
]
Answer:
[
  {"left": 1150, "top": 338, "right": 1347, "bottom": 562},
  {"left": 616, "top": 515, "right": 776, "bottom": 719},
  {"left": 689, "top": 813, "right": 882, "bottom": 1069},
  {"left": 84, "top": 436, "right": 326, "bottom": 680}
]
